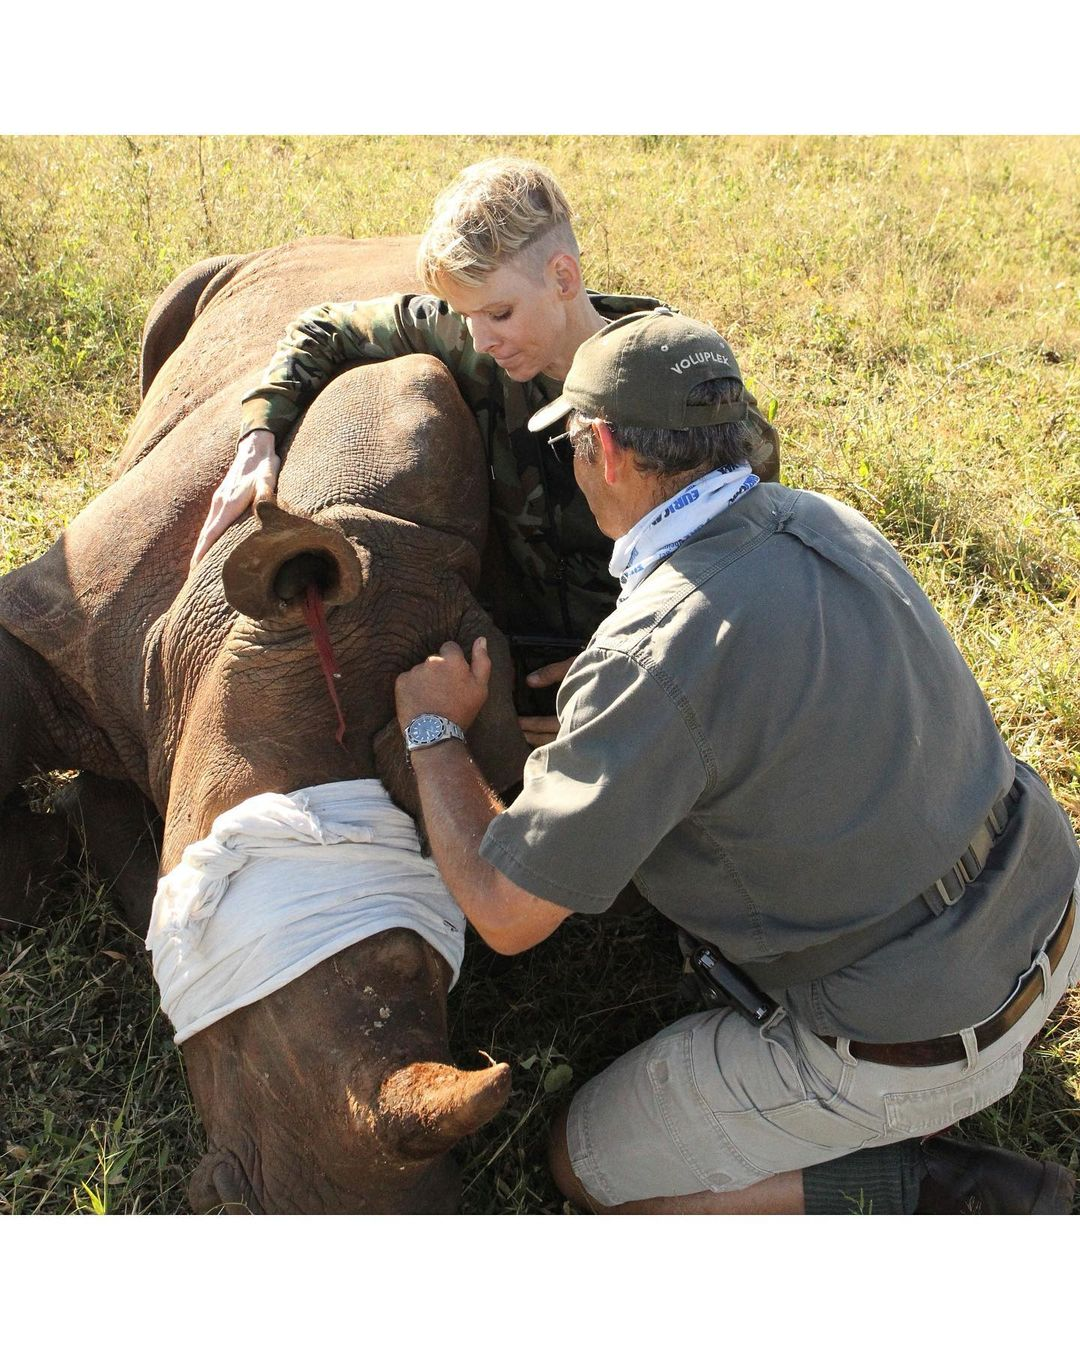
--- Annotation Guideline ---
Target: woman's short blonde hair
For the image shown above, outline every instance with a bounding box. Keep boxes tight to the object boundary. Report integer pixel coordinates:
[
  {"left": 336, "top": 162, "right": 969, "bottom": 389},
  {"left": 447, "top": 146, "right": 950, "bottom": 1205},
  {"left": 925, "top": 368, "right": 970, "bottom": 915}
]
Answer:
[{"left": 417, "top": 157, "right": 579, "bottom": 292}]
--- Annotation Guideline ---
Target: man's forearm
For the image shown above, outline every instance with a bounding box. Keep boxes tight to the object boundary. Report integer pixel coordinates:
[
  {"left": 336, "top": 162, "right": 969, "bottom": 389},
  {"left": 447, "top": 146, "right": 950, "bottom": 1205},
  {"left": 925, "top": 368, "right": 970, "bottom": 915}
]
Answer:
[{"left": 409, "top": 740, "right": 569, "bottom": 955}]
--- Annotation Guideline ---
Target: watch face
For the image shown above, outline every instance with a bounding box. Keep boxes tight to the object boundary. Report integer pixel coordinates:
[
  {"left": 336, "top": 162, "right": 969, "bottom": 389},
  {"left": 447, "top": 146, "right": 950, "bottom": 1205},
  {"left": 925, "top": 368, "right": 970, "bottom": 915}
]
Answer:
[{"left": 410, "top": 714, "right": 445, "bottom": 745}]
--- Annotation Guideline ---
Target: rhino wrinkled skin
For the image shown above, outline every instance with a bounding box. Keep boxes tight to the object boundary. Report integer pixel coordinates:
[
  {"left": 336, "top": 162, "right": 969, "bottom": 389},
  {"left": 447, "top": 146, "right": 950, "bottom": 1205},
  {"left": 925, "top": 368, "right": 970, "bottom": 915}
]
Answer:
[{"left": 0, "top": 237, "right": 530, "bottom": 1212}]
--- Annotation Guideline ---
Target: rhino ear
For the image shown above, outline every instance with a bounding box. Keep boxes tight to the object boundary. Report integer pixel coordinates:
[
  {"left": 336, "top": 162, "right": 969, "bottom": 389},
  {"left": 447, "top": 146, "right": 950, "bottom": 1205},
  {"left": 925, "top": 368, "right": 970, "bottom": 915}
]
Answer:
[
  {"left": 189, "top": 1147, "right": 265, "bottom": 1214},
  {"left": 374, "top": 1060, "right": 512, "bottom": 1160},
  {"left": 455, "top": 607, "right": 530, "bottom": 798},
  {"left": 221, "top": 498, "right": 364, "bottom": 622},
  {"left": 371, "top": 601, "right": 529, "bottom": 835}
]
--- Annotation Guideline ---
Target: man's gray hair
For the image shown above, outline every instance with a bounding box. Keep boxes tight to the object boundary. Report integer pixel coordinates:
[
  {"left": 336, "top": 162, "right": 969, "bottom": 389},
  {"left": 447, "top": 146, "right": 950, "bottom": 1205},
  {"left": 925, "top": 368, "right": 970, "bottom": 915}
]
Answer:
[{"left": 568, "top": 378, "right": 759, "bottom": 479}]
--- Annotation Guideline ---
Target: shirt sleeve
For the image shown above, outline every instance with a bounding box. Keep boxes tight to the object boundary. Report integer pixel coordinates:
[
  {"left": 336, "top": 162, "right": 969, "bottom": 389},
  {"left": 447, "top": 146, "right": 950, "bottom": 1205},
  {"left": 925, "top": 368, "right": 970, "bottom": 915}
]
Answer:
[
  {"left": 480, "top": 646, "right": 710, "bottom": 911},
  {"left": 239, "top": 293, "right": 486, "bottom": 441}
]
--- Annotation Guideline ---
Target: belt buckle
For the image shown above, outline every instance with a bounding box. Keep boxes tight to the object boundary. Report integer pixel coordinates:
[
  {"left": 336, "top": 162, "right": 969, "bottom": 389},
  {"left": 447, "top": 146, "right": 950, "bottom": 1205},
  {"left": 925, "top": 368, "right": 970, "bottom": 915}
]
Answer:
[
  {"left": 956, "top": 846, "right": 980, "bottom": 885},
  {"left": 935, "top": 867, "right": 966, "bottom": 907},
  {"left": 988, "top": 791, "right": 1015, "bottom": 836}
]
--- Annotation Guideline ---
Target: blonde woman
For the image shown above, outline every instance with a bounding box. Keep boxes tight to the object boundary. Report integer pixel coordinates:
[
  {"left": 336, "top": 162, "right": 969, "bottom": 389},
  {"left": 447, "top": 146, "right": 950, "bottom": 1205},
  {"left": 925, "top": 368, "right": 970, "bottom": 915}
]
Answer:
[{"left": 190, "top": 159, "right": 779, "bottom": 743}]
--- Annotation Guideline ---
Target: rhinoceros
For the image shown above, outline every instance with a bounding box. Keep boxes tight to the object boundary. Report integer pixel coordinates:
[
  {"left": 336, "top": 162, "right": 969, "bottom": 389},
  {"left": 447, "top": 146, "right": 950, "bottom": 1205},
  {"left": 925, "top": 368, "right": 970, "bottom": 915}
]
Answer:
[{"left": 0, "top": 236, "right": 534, "bottom": 1213}]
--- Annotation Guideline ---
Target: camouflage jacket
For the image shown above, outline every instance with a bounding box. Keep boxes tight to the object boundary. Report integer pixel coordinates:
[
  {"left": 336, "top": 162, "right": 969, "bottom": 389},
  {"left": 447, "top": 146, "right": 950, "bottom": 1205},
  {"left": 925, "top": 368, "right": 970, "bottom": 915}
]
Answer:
[{"left": 240, "top": 292, "right": 780, "bottom": 643}]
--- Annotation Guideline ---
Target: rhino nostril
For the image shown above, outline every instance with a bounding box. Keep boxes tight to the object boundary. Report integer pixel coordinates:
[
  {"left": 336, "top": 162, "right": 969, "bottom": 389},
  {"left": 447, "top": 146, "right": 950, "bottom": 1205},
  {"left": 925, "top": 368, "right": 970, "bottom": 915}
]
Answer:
[
  {"left": 189, "top": 1148, "right": 264, "bottom": 1214},
  {"left": 273, "top": 550, "right": 339, "bottom": 602}
]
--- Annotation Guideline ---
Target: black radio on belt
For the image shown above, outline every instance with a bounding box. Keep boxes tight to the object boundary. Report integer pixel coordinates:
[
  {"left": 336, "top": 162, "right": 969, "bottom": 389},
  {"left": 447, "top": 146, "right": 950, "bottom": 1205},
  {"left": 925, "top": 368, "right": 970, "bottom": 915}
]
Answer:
[{"left": 690, "top": 945, "right": 780, "bottom": 1025}]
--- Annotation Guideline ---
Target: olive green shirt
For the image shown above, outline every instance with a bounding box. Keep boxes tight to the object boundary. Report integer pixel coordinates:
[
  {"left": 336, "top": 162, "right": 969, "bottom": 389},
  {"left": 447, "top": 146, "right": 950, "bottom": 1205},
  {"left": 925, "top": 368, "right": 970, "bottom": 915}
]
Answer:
[
  {"left": 240, "top": 291, "right": 780, "bottom": 641},
  {"left": 481, "top": 485, "right": 1079, "bottom": 1040}
]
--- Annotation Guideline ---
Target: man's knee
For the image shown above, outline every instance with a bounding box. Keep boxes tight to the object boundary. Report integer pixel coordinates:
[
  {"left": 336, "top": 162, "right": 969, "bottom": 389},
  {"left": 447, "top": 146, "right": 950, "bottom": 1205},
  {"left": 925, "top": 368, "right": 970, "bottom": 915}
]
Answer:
[{"left": 547, "top": 1102, "right": 597, "bottom": 1211}]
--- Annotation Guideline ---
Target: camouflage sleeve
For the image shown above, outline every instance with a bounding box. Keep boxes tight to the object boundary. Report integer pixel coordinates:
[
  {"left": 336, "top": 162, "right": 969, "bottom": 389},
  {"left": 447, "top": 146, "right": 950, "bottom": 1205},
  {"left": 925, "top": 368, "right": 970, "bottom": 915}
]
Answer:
[{"left": 238, "top": 294, "right": 480, "bottom": 441}]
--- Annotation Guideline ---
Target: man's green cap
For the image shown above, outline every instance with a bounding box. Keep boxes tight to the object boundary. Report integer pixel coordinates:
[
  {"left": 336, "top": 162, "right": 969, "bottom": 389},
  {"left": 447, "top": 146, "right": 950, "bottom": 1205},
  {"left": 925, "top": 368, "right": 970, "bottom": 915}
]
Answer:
[{"left": 527, "top": 308, "right": 747, "bottom": 433}]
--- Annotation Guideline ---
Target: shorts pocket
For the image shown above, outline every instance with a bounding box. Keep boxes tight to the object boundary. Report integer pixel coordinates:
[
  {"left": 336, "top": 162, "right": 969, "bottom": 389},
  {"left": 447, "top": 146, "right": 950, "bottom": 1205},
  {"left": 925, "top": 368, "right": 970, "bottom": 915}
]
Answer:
[
  {"left": 684, "top": 1012, "right": 881, "bottom": 1185},
  {"left": 883, "top": 1044, "right": 1023, "bottom": 1136},
  {"left": 757, "top": 1096, "right": 881, "bottom": 1149},
  {"left": 706, "top": 1094, "right": 880, "bottom": 1182}
]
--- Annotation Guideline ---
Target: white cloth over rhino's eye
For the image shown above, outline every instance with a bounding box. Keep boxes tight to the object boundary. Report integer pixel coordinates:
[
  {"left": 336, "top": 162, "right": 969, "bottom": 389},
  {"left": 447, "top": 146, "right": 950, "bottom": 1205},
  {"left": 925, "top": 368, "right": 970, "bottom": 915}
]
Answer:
[{"left": 146, "top": 779, "right": 464, "bottom": 1044}]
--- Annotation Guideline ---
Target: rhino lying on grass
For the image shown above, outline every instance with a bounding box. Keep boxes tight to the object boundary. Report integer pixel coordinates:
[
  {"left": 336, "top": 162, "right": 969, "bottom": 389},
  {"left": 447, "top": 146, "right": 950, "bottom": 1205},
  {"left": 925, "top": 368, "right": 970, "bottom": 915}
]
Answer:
[{"left": 0, "top": 237, "right": 533, "bottom": 1212}]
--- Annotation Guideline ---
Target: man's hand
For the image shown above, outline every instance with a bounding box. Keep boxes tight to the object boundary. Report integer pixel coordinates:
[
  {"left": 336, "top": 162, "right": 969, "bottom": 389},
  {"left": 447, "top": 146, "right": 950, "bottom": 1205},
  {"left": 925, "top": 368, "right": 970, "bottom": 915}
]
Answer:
[
  {"left": 396, "top": 638, "right": 491, "bottom": 732},
  {"left": 518, "top": 656, "right": 575, "bottom": 748},
  {"left": 189, "top": 429, "right": 281, "bottom": 570}
]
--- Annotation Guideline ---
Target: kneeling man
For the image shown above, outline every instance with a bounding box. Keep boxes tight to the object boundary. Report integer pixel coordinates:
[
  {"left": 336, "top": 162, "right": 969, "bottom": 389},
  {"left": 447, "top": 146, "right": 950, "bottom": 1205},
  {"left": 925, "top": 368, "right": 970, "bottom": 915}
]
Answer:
[{"left": 394, "top": 310, "right": 1080, "bottom": 1214}]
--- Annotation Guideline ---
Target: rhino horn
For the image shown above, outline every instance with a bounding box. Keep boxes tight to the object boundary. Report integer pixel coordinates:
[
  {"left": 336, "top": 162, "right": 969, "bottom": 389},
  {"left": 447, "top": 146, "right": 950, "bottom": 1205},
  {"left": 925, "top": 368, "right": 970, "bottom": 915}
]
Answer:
[
  {"left": 221, "top": 497, "right": 364, "bottom": 622},
  {"left": 372, "top": 1060, "right": 512, "bottom": 1160}
]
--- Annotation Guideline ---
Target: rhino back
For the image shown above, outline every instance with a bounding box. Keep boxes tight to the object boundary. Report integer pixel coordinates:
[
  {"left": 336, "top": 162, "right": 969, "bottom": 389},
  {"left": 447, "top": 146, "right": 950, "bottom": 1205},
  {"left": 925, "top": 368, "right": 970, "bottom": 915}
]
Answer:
[
  {"left": 0, "top": 236, "right": 440, "bottom": 785},
  {"left": 118, "top": 235, "right": 420, "bottom": 477}
]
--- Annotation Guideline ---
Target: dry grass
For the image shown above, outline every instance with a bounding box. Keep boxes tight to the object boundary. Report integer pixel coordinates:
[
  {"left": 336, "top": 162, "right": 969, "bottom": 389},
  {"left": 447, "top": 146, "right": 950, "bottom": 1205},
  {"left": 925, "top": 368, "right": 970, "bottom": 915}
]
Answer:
[{"left": 1, "top": 135, "right": 1077, "bottom": 1212}]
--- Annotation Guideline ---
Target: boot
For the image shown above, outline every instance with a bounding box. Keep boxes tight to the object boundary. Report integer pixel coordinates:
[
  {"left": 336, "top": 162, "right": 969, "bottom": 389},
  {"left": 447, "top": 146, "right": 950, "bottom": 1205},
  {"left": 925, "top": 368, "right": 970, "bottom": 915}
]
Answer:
[{"left": 917, "top": 1136, "right": 1076, "bottom": 1214}]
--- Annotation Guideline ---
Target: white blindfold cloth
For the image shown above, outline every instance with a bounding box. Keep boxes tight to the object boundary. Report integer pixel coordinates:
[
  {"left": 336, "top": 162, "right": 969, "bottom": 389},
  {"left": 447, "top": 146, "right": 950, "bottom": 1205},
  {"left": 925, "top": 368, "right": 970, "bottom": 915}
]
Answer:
[{"left": 146, "top": 779, "right": 464, "bottom": 1044}]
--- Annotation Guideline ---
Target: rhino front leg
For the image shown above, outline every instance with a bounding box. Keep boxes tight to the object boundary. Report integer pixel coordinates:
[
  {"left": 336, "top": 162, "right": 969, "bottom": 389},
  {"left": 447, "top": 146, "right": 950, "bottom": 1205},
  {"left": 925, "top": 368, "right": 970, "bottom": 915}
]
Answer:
[
  {"left": 0, "top": 787, "right": 71, "bottom": 929},
  {"left": 56, "top": 774, "right": 163, "bottom": 937},
  {"left": 0, "top": 628, "right": 75, "bottom": 927}
]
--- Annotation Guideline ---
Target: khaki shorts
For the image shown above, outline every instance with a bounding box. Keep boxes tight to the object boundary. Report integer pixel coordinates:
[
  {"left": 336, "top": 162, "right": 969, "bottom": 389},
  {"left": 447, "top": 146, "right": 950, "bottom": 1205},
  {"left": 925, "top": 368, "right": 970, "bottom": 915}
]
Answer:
[{"left": 566, "top": 886, "right": 1080, "bottom": 1208}]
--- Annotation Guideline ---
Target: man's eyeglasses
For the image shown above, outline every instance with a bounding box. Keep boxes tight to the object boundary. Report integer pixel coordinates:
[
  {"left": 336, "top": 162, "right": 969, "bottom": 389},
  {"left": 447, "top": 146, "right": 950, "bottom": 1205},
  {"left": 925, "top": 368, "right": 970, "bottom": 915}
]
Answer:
[
  {"left": 546, "top": 430, "right": 576, "bottom": 465},
  {"left": 548, "top": 425, "right": 600, "bottom": 466}
]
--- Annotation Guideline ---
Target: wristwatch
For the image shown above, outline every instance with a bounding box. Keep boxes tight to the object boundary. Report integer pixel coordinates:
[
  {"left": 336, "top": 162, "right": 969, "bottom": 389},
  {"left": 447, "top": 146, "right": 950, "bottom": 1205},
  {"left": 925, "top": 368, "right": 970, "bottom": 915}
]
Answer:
[{"left": 403, "top": 713, "right": 467, "bottom": 763}]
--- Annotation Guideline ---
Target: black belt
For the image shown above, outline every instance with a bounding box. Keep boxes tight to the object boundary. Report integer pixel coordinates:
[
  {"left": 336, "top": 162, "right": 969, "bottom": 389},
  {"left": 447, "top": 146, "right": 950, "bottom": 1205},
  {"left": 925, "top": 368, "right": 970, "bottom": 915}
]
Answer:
[
  {"left": 820, "top": 893, "right": 1075, "bottom": 1066},
  {"left": 739, "top": 780, "right": 1023, "bottom": 990}
]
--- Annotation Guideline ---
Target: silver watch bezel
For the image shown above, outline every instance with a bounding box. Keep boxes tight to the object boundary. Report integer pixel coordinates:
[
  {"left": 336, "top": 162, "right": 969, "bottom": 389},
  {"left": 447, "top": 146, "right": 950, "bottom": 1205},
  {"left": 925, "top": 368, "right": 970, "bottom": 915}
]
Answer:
[{"left": 404, "top": 713, "right": 466, "bottom": 760}]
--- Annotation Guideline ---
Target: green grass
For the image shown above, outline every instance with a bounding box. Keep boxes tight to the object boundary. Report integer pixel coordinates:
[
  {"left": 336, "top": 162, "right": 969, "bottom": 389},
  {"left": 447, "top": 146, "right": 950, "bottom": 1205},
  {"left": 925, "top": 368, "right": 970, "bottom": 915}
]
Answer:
[
  {"left": 1, "top": 872, "right": 199, "bottom": 1213},
  {"left": 1, "top": 135, "right": 1078, "bottom": 1213}
]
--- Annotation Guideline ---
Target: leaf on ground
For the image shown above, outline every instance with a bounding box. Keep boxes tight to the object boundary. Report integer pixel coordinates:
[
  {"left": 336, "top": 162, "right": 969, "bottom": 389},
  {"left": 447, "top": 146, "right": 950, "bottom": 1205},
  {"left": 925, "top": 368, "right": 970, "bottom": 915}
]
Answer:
[{"left": 543, "top": 1064, "right": 573, "bottom": 1094}]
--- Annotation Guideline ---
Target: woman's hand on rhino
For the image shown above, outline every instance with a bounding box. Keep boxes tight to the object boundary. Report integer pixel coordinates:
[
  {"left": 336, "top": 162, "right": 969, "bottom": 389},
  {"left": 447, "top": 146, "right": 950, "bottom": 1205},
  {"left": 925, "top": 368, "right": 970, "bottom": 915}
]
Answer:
[
  {"left": 189, "top": 429, "right": 281, "bottom": 570},
  {"left": 396, "top": 638, "right": 491, "bottom": 732},
  {"left": 518, "top": 656, "right": 574, "bottom": 748}
]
